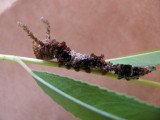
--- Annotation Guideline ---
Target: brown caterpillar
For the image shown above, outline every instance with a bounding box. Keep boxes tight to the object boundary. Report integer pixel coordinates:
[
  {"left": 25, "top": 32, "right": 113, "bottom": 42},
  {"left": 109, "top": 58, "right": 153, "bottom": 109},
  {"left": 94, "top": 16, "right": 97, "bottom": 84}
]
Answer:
[{"left": 17, "top": 17, "right": 156, "bottom": 80}]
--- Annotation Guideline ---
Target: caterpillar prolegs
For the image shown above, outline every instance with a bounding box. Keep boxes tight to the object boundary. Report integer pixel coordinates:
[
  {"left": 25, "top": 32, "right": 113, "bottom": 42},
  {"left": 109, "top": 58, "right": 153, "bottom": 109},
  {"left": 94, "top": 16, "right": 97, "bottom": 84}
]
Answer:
[{"left": 17, "top": 17, "right": 156, "bottom": 80}]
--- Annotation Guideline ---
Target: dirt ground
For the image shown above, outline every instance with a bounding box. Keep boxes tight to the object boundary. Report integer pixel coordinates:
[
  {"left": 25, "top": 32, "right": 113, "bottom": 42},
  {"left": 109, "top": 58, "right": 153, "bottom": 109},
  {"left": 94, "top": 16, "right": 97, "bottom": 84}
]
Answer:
[{"left": 0, "top": 0, "right": 160, "bottom": 120}]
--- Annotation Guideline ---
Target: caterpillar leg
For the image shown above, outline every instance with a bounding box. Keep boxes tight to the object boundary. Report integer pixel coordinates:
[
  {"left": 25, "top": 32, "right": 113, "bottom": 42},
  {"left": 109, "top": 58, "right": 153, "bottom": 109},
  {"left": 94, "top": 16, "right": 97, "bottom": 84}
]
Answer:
[{"left": 40, "top": 17, "right": 51, "bottom": 40}]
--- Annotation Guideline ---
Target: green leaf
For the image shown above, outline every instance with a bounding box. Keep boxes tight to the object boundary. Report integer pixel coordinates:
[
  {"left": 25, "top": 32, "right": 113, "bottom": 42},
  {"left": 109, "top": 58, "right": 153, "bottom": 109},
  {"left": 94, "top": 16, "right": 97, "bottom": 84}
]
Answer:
[
  {"left": 106, "top": 48, "right": 160, "bottom": 66},
  {"left": 32, "top": 70, "right": 160, "bottom": 120},
  {"left": 15, "top": 59, "right": 160, "bottom": 119}
]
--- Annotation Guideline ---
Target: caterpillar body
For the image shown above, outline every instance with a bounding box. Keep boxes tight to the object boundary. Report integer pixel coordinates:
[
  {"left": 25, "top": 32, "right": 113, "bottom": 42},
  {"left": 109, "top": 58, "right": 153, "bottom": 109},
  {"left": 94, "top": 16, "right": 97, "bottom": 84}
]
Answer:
[{"left": 18, "top": 17, "right": 156, "bottom": 80}]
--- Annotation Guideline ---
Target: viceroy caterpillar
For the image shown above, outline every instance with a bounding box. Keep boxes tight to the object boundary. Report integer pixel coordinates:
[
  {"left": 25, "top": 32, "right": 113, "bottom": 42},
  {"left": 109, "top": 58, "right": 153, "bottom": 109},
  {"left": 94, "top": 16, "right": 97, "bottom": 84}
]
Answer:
[{"left": 17, "top": 17, "right": 156, "bottom": 80}]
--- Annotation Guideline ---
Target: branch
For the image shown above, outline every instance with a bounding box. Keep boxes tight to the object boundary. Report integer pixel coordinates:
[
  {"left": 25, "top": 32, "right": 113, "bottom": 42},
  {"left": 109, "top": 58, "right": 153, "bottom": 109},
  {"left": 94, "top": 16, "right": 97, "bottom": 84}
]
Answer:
[{"left": 0, "top": 54, "right": 160, "bottom": 87}]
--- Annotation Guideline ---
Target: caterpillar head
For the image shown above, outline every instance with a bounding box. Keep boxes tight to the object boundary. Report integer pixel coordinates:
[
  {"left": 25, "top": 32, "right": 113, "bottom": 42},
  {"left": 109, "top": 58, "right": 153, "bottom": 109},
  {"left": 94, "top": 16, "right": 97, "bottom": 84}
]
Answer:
[{"left": 17, "top": 17, "right": 54, "bottom": 60}]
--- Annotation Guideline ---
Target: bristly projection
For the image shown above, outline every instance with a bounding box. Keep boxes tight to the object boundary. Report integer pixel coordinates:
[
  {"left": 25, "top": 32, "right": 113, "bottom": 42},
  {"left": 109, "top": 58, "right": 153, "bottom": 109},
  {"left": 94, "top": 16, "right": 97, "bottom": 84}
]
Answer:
[{"left": 17, "top": 17, "right": 156, "bottom": 80}]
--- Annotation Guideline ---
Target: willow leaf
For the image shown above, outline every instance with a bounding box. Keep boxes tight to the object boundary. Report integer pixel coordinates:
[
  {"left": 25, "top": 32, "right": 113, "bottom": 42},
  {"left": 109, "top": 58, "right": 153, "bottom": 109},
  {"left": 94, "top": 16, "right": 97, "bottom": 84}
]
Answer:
[
  {"left": 106, "top": 48, "right": 160, "bottom": 66},
  {"left": 33, "top": 70, "right": 160, "bottom": 120},
  {"left": 16, "top": 59, "right": 160, "bottom": 120}
]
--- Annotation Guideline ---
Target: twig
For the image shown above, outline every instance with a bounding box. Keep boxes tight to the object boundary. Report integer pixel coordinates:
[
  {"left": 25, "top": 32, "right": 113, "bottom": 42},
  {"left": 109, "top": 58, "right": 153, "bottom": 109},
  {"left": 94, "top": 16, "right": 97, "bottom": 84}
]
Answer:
[{"left": 0, "top": 54, "right": 160, "bottom": 87}]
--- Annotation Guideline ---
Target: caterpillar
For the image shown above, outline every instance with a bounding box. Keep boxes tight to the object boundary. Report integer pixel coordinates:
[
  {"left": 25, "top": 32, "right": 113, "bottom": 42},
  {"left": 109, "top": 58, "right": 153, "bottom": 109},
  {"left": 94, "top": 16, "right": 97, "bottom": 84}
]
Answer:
[{"left": 17, "top": 17, "right": 156, "bottom": 80}]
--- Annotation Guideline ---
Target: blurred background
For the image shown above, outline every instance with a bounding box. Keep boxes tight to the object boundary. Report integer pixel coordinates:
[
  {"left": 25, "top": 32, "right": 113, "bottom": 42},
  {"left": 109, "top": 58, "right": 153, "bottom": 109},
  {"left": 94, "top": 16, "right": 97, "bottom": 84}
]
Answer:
[{"left": 0, "top": 0, "right": 160, "bottom": 120}]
